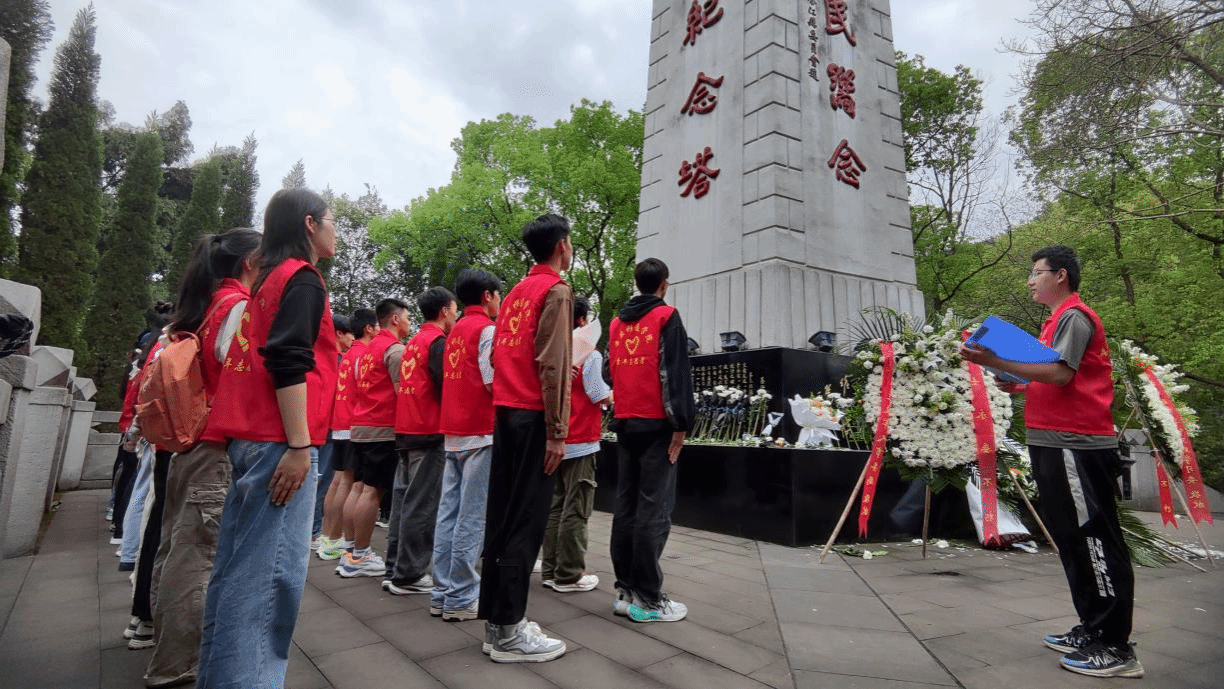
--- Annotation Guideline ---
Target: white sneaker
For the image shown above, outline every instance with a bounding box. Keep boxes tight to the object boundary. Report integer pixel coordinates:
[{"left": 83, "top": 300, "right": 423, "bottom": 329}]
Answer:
[
  {"left": 628, "top": 594, "right": 687, "bottom": 623},
  {"left": 382, "top": 574, "right": 432, "bottom": 595},
  {"left": 337, "top": 551, "right": 386, "bottom": 578},
  {"left": 612, "top": 588, "right": 633, "bottom": 616},
  {"left": 442, "top": 601, "right": 479, "bottom": 621},
  {"left": 127, "top": 620, "right": 154, "bottom": 649},
  {"left": 541, "top": 579, "right": 555, "bottom": 589},
  {"left": 552, "top": 573, "right": 599, "bottom": 592},
  {"left": 532, "top": 558, "right": 542, "bottom": 573},
  {"left": 490, "top": 619, "right": 566, "bottom": 663}
]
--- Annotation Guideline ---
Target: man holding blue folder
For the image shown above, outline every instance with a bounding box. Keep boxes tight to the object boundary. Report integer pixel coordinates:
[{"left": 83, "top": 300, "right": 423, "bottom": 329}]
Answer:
[{"left": 959, "top": 245, "right": 1141, "bottom": 679}]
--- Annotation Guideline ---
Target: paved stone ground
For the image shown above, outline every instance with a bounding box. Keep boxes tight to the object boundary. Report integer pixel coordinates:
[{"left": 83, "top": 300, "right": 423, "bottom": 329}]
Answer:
[{"left": 0, "top": 488, "right": 1220, "bottom": 688}]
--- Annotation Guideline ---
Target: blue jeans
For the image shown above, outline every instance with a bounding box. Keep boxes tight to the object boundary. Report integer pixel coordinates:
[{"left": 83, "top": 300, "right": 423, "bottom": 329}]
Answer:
[
  {"left": 197, "top": 440, "right": 317, "bottom": 689},
  {"left": 120, "top": 441, "right": 154, "bottom": 563},
  {"left": 312, "top": 438, "right": 335, "bottom": 538},
  {"left": 431, "top": 445, "right": 491, "bottom": 611}
]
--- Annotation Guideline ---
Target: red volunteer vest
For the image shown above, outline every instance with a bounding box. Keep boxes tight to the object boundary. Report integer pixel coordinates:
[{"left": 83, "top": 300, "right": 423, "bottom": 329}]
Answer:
[
  {"left": 351, "top": 328, "right": 400, "bottom": 429},
  {"left": 439, "top": 307, "right": 494, "bottom": 436},
  {"left": 609, "top": 305, "right": 675, "bottom": 419},
  {"left": 491, "top": 265, "right": 565, "bottom": 410},
  {"left": 1025, "top": 293, "right": 1115, "bottom": 436},
  {"left": 207, "top": 259, "right": 338, "bottom": 446},
  {"left": 395, "top": 323, "right": 445, "bottom": 435},
  {"left": 568, "top": 352, "right": 604, "bottom": 444},
  {"left": 196, "top": 278, "right": 249, "bottom": 402},
  {"left": 119, "top": 343, "right": 160, "bottom": 433},
  {"left": 331, "top": 340, "right": 366, "bottom": 432}
]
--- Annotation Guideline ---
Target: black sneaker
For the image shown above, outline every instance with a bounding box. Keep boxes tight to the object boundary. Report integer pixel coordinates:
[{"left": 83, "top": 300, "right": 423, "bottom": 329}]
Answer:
[
  {"left": 1060, "top": 641, "right": 1144, "bottom": 678},
  {"left": 1042, "top": 624, "right": 1097, "bottom": 653}
]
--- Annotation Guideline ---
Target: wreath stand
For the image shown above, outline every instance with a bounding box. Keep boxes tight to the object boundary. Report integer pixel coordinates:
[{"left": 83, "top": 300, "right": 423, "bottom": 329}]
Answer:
[{"left": 817, "top": 459, "right": 1059, "bottom": 563}]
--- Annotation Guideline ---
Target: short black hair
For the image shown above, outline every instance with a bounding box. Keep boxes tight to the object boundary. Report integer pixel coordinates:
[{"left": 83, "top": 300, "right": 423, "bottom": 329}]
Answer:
[
  {"left": 351, "top": 308, "right": 377, "bottom": 337},
  {"left": 634, "top": 257, "right": 669, "bottom": 295},
  {"left": 1031, "top": 245, "right": 1081, "bottom": 291},
  {"left": 573, "top": 296, "right": 590, "bottom": 328},
  {"left": 454, "top": 268, "right": 502, "bottom": 308},
  {"left": 375, "top": 298, "right": 410, "bottom": 325},
  {"left": 417, "top": 286, "right": 457, "bottom": 321},
  {"left": 333, "top": 314, "right": 352, "bottom": 334},
  {"left": 521, "top": 213, "right": 570, "bottom": 263}
]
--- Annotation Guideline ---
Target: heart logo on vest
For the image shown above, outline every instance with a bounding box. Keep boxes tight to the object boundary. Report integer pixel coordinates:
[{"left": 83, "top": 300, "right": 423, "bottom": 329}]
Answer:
[
  {"left": 625, "top": 336, "right": 640, "bottom": 355},
  {"left": 448, "top": 348, "right": 461, "bottom": 369},
  {"left": 402, "top": 356, "right": 417, "bottom": 381},
  {"left": 509, "top": 313, "right": 523, "bottom": 335}
]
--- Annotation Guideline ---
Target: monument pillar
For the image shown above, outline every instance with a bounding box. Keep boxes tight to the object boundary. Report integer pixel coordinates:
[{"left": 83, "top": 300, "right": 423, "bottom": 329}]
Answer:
[{"left": 636, "top": 0, "right": 922, "bottom": 352}]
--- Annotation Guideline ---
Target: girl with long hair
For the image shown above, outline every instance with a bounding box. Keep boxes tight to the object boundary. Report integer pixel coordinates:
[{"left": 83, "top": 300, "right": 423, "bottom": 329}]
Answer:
[{"left": 197, "top": 189, "right": 338, "bottom": 689}]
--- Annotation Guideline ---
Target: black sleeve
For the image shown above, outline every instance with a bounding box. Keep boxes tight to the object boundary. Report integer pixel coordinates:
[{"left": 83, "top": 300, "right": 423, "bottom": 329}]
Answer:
[
  {"left": 428, "top": 336, "right": 446, "bottom": 401},
  {"left": 259, "top": 268, "right": 326, "bottom": 389},
  {"left": 660, "top": 311, "right": 696, "bottom": 432}
]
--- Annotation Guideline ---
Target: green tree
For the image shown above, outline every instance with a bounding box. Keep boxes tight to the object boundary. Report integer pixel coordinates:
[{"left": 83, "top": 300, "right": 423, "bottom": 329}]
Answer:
[
  {"left": 82, "top": 130, "right": 163, "bottom": 409},
  {"left": 220, "top": 133, "right": 259, "bottom": 229},
  {"left": 324, "top": 185, "right": 413, "bottom": 314},
  {"left": 13, "top": 5, "right": 102, "bottom": 349},
  {"left": 282, "top": 159, "right": 307, "bottom": 189},
  {"left": 165, "top": 157, "right": 222, "bottom": 293},
  {"left": 0, "top": 0, "right": 54, "bottom": 275},
  {"left": 896, "top": 52, "right": 1014, "bottom": 314}
]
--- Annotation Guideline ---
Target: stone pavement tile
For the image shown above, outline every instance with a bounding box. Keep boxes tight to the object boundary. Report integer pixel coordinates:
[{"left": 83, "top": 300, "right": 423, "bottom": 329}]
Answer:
[
  {"left": 983, "top": 593, "right": 1076, "bottom": 620},
  {"left": 839, "top": 572, "right": 956, "bottom": 595},
  {"left": 18, "top": 571, "right": 98, "bottom": 606},
  {"left": 324, "top": 580, "right": 423, "bottom": 621},
  {"left": 642, "top": 652, "right": 772, "bottom": 689},
  {"left": 1148, "top": 603, "right": 1224, "bottom": 640},
  {"left": 524, "top": 589, "right": 591, "bottom": 626},
  {"left": 367, "top": 613, "right": 479, "bottom": 661},
  {"left": 529, "top": 647, "right": 671, "bottom": 689},
  {"left": 765, "top": 564, "right": 873, "bottom": 596},
  {"left": 664, "top": 561, "right": 770, "bottom": 596},
  {"left": 676, "top": 594, "right": 763, "bottom": 635},
  {"left": 288, "top": 642, "right": 333, "bottom": 689},
  {"left": 314, "top": 641, "right": 444, "bottom": 689},
  {"left": 292, "top": 605, "right": 383, "bottom": 658},
  {"left": 0, "top": 629, "right": 97, "bottom": 689},
  {"left": 99, "top": 580, "right": 131, "bottom": 612},
  {"left": 1144, "top": 621, "right": 1224, "bottom": 663},
  {"left": 976, "top": 574, "right": 1072, "bottom": 600},
  {"left": 877, "top": 593, "right": 941, "bottom": 615},
  {"left": 685, "top": 531, "right": 755, "bottom": 547},
  {"left": 922, "top": 627, "right": 1045, "bottom": 668},
  {"left": 3, "top": 597, "right": 98, "bottom": 644},
  {"left": 732, "top": 620, "right": 785, "bottom": 654},
  {"left": 307, "top": 566, "right": 375, "bottom": 593},
  {"left": 100, "top": 645, "right": 151, "bottom": 687},
  {"left": 955, "top": 653, "right": 1124, "bottom": 689},
  {"left": 419, "top": 644, "right": 558, "bottom": 689},
  {"left": 664, "top": 576, "right": 774, "bottom": 621},
  {"left": 747, "top": 657, "right": 793, "bottom": 689},
  {"left": 300, "top": 582, "right": 336, "bottom": 614},
  {"left": 1168, "top": 654, "right": 1224, "bottom": 689},
  {"left": 702, "top": 560, "right": 769, "bottom": 585},
  {"left": 549, "top": 613, "right": 683, "bottom": 669},
  {"left": 792, "top": 670, "right": 954, "bottom": 689},
  {"left": 772, "top": 589, "right": 906, "bottom": 633},
  {"left": 634, "top": 617, "right": 782, "bottom": 675},
  {"left": 778, "top": 623, "right": 954, "bottom": 686},
  {"left": 899, "top": 602, "right": 1036, "bottom": 640}
]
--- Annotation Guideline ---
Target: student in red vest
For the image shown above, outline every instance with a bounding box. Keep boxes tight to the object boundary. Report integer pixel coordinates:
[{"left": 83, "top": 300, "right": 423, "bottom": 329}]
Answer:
[
  {"left": 481, "top": 214, "right": 574, "bottom": 663},
  {"left": 143, "top": 228, "right": 261, "bottom": 687},
  {"left": 310, "top": 314, "right": 354, "bottom": 548},
  {"left": 317, "top": 308, "right": 378, "bottom": 560},
  {"left": 338, "top": 298, "right": 412, "bottom": 578},
  {"left": 608, "top": 257, "right": 696, "bottom": 624},
  {"left": 541, "top": 296, "right": 612, "bottom": 593},
  {"left": 432, "top": 269, "right": 500, "bottom": 622},
  {"left": 960, "top": 246, "right": 1140, "bottom": 678},
  {"left": 197, "top": 188, "right": 339, "bottom": 689},
  {"left": 382, "top": 287, "right": 457, "bottom": 595}
]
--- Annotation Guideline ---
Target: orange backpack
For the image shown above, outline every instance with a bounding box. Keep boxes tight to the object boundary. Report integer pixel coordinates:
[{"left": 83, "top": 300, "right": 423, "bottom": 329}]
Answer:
[{"left": 135, "top": 297, "right": 239, "bottom": 452}]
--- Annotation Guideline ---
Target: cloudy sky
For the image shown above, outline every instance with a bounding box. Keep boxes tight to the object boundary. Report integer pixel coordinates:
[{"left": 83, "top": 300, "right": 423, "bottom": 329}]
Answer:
[{"left": 36, "top": 0, "right": 1037, "bottom": 214}]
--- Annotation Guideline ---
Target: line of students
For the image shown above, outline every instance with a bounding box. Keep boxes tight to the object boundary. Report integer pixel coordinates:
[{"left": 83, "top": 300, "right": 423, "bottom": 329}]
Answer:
[{"left": 113, "top": 197, "right": 699, "bottom": 685}]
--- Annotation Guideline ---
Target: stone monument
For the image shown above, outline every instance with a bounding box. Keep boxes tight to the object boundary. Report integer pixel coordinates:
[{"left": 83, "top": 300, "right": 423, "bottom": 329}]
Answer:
[
  {"left": 636, "top": 0, "right": 922, "bottom": 351},
  {"left": 1, "top": 37, "right": 9, "bottom": 168}
]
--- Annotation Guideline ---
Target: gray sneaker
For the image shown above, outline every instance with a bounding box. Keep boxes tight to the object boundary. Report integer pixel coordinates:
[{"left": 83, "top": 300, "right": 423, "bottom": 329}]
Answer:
[
  {"left": 612, "top": 588, "right": 633, "bottom": 616},
  {"left": 490, "top": 619, "right": 566, "bottom": 663},
  {"left": 442, "top": 601, "right": 479, "bottom": 621},
  {"left": 483, "top": 622, "right": 496, "bottom": 654},
  {"left": 382, "top": 574, "right": 433, "bottom": 595},
  {"left": 629, "top": 594, "right": 688, "bottom": 623}
]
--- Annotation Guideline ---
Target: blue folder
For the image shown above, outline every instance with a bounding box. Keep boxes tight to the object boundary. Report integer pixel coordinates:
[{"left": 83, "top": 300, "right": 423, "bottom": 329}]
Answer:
[{"left": 966, "top": 316, "right": 1061, "bottom": 384}]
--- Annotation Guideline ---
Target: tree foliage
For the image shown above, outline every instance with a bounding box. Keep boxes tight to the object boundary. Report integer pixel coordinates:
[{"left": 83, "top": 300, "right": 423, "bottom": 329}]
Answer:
[
  {"left": 165, "top": 157, "right": 222, "bottom": 293},
  {"left": 0, "top": 0, "right": 54, "bottom": 275},
  {"left": 13, "top": 5, "right": 102, "bottom": 349},
  {"left": 896, "top": 52, "right": 1014, "bottom": 314},
  {"left": 219, "top": 133, "right": 259, "bottom": 229},
  {"left": 282, "top": 159, "right": 307, "bottom": 190},
  {"left": 82, "top": 130, "right": 163, "bottom": 409},
  {"left": 370, "top": 101, "right": 643, "bottom": 330},
  {"left": 324, "top": 185, "right": 413, "bottom": 315}
]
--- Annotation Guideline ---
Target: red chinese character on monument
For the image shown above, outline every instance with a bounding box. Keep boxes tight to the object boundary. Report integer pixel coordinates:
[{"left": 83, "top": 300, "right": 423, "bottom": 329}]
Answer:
[
  {"left": 827, "top": 139, "right": 866, "bottom": 188},
  {"left": 827, "top": 63, "right": 856, "bottom": 118},
  {"left": 683, "top": 0, "right": 724, "bottom": 47},
  {"left": 825, "top": 0, "right": 857, "bottom": 46},
  {"left": 678, "top": 147, "right": 721, "bottom": 199},
  {"left": 680, "top": 72, "right": 725, "bottom": 115}
]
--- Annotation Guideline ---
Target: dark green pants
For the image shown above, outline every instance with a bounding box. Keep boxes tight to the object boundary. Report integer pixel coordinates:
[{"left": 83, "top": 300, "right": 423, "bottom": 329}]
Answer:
[{"left": 541, "top": 452, "right": 598, "bottom": 585}]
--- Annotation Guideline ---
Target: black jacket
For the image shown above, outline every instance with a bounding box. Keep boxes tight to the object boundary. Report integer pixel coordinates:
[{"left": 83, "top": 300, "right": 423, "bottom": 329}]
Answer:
[{"left": 609, "top": 295, "right": 696, "bottom": 434}]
